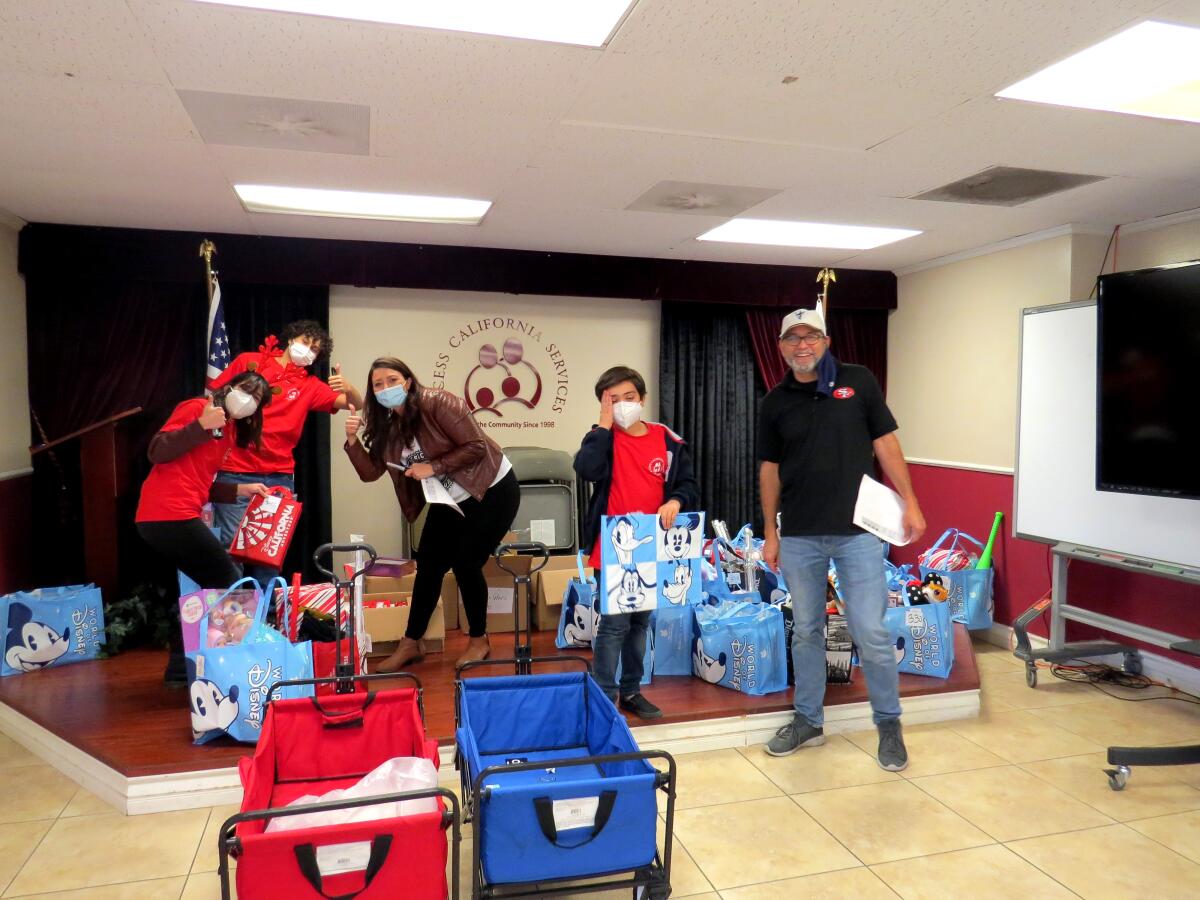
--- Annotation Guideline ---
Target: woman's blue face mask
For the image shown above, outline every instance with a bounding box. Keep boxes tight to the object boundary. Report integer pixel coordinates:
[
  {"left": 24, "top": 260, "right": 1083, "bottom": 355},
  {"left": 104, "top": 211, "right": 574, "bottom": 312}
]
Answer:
[{"left": 375, "top": 384, "right": 408, "bottom": 409}]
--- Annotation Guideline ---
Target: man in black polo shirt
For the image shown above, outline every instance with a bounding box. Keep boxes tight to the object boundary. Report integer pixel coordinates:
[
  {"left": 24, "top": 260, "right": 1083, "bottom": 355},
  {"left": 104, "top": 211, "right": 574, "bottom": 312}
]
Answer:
[{"left": 758, "top": 306, "right": 925, "bottom": 771}]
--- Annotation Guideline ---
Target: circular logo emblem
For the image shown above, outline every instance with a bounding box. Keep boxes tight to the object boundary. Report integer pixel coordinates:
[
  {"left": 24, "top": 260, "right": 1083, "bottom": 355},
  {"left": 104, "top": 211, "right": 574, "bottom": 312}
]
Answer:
[
  {"left": 649, "top": 458, "right": 666, "bottom": 477},
  {"left": 832, "top": 387, "right": 856, "bottom": 399},
  {"left": 180, "top": 595, "right": 207, "bottom": 625},
  {"left": 287, "top": 388, "right": 300, "bottom": 402}
]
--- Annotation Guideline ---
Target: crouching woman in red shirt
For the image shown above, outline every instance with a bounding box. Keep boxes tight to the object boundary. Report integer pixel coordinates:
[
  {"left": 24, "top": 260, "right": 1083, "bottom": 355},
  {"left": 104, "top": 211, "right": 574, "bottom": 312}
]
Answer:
[{"left": 136, "top": 372, "right": 273, "bottom": 617}]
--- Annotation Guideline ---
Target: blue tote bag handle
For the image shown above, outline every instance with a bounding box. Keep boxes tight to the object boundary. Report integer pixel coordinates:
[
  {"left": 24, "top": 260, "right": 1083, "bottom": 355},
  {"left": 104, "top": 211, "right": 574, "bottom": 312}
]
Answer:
[{"left": 575, "top": 551, "right": 594, "bottom": 585}]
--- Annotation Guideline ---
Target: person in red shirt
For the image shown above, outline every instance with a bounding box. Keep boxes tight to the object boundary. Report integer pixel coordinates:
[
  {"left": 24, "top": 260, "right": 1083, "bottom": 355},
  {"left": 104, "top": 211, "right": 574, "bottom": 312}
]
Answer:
[
  {"left": 574, "top": 366, "right": 699, "bottom": 719},
  {"left": 209, "top": 321, "right": 363, "bottom": 581},
  {"left": 135, "top": 371, "right": 272, "bottom": 681}
]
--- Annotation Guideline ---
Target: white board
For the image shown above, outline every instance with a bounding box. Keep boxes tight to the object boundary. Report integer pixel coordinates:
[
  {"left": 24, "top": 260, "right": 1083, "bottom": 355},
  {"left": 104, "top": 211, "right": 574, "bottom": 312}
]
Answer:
[{"left": 1014, "top": 301, "right": 1200, "bottom": 567}]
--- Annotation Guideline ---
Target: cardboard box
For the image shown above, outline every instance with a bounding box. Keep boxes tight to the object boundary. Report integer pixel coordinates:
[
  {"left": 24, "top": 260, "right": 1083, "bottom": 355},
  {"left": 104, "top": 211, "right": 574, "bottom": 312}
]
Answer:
[
  {"left": 533, "top": 555, "right": 592, "bottom": 631},
  {"left": 444, "top": 555, "right": 533, "bottom": 634},
  {"left": 362, "top": 594, "right": 445, "bottom": 654},
  {"left": 364, "top": 573, "right": 416, "bottom": 594}
]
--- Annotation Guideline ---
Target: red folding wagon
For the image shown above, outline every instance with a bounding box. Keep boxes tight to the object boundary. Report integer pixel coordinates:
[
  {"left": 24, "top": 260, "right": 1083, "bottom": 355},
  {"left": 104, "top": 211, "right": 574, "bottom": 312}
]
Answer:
[{"left": 218, "top": 672, "right": 460, "bottom": 899}]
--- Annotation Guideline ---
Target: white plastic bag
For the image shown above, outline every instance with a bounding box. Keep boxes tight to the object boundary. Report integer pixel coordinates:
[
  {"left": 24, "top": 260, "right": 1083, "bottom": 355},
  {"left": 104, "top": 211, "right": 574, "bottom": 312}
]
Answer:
[{"left": 265, "top": 756, "right": 439, "bottom": 833}]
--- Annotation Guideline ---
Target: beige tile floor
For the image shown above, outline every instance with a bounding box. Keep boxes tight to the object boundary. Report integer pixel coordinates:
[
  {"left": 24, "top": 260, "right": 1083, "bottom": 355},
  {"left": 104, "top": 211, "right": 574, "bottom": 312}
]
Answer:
[{"left": 1, "top": 638, "right": 1199, "bottom": 898}]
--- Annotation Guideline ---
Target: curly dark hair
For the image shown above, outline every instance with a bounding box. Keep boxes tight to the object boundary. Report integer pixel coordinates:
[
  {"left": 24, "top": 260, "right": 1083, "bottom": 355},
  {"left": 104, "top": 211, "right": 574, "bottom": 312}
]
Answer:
[
  {"left": 211, "top": 371, "right": 271, "bottom": 449},
  {"left": 360, "top": 357, "right": 424, "bottom": 468},
  {"left": 280, "top": 320, "right": 332, "bottom": 363}
]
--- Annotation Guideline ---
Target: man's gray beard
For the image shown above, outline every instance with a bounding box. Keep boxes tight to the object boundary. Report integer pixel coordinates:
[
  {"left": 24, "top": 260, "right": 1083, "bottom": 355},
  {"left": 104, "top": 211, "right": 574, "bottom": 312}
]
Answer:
[{"left": 788, "top": 358, "right": 817, "bottom": 374}]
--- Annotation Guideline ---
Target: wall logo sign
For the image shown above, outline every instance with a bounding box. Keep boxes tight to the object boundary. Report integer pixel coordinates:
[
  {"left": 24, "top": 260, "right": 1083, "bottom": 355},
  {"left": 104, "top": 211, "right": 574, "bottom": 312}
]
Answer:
[
  {"left": 431, "top": 317, "right": 569, "bottom": 431},
  {"left": 465, "top": 338, "right": 542, "bottom": 415}
]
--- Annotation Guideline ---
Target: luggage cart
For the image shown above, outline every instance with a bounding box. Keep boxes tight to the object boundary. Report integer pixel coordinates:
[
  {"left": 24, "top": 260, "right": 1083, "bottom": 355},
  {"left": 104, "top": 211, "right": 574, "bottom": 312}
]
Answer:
[
  {"left": 218, "top": 542, "right": 461, "bottom": 899},
  {"left": 455, "top": 656, "right": 676, "bottom": 899}
]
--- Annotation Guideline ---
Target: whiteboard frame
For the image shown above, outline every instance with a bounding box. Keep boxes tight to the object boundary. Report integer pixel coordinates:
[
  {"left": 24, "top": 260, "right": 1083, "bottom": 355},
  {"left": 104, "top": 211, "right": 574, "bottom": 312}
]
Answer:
[
  {"left": 1012, "top": 299, "right": 1094, "bottom": 546},
  {"left": 1012, "top": 299, "right": 1200, "bottom": 568}
]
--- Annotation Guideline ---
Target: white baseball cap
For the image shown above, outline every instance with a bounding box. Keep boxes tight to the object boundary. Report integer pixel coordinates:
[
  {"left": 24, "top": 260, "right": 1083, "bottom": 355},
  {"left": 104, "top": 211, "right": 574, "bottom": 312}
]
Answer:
[{"left": 778, "top": 307, "right": 827, "bottom": 338}]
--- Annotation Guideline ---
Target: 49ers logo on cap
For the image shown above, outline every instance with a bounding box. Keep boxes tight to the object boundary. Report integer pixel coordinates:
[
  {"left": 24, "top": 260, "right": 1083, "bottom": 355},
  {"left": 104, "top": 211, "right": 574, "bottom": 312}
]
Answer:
[{"left": 832, "top": 387, "right": 855, "bottom": 399}]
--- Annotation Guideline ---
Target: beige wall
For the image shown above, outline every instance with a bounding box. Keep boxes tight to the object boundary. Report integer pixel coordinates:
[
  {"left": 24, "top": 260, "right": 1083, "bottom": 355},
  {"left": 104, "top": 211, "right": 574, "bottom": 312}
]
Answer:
[
  {"left": 0, "top": 223, "right": 29, "bottom": 476},
  {"left": 889, "top": 217, "right": 1200, "bottom": 471},
  {"left": 888, "top": 235, "right": 1073, "bottom": 471},
  {"left": 1108, "top": 218, "right": 1200, "bottom": 272},
  {"left": 328, "top": 287, "right": 660, "bottom": 555}
]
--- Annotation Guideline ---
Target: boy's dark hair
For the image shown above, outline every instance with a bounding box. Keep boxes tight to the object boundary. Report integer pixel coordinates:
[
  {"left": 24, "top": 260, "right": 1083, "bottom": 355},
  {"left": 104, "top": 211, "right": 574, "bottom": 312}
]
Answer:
[
  {"left": 594, "top": 366, "right": 646, "bottom": 401},
  {"left": 280, "top": 320, "right": 332, "bottom": 363}
]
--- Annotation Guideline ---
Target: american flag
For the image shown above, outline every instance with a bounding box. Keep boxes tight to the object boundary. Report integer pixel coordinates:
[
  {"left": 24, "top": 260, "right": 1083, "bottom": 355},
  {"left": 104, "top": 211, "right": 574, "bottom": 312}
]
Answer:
[{"left": 205, "top": 276, "right": 230, "bottom": 390}]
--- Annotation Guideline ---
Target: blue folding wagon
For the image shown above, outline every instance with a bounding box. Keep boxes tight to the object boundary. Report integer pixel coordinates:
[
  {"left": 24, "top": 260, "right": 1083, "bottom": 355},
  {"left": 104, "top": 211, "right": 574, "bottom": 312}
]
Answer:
[{"left": 455, "top": 657, "right": 676, "bottom": 899}]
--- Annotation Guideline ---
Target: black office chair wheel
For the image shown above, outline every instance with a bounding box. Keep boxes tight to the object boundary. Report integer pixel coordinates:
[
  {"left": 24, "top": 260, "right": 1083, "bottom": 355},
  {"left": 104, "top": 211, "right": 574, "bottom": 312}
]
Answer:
[
  {"left": 1104, "top": 765, "right": 1130, "bottom": 791},
  {"left": 1025, "top": 664, "right": 1038, "bottom": 689}
]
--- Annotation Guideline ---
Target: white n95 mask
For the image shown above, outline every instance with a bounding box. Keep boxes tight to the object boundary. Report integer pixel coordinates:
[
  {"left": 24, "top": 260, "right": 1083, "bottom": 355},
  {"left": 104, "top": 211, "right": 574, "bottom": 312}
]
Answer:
[
  {"left": 225, "top": 389, "right": 258, "bottom": 419},
  {"left": 612, "top": 401, "right": 643, "bottom": 430},
  {"left": 288, "top": 342, "right": 316, "bottom": 367}
]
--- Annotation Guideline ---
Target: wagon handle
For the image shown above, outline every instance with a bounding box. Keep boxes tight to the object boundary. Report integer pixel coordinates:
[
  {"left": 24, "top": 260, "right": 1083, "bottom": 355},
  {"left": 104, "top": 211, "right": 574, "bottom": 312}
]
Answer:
[
  {"left": 266, "top": 672, "right": 425, "bottom": 722},
  {"left": 456, "top": 654, "right": 591, "bottom": 678},
  {"left": 494, "top": 542, "right": 550, "bottom": 575},
  {"left": 313, "top": 542, "right": 378, "bottom": 583}
]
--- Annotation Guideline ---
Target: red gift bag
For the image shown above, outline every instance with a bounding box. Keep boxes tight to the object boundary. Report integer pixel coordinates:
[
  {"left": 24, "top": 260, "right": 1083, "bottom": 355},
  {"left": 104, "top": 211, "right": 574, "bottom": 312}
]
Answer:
[{"left": 230, "top": 487, "right": 302, "bottom": 567}]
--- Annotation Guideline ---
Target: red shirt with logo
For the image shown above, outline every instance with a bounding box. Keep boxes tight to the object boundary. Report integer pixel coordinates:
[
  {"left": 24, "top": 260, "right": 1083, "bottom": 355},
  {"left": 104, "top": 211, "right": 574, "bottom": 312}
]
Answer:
[
  {"left": 588, "top": 423, "right": 669, "bottom": 567},
  {"left": 211, "top": 351, "right": 340, "bottom": 474},
  {"left": 135, "top": 398, "right": 234, "bottom": 522}
]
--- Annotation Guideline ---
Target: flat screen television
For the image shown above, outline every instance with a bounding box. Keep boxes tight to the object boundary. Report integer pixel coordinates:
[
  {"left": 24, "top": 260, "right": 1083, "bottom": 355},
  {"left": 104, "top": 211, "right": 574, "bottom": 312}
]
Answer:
[{"left": 1097, "top": 259, "right": 1200, "bottom": 500}]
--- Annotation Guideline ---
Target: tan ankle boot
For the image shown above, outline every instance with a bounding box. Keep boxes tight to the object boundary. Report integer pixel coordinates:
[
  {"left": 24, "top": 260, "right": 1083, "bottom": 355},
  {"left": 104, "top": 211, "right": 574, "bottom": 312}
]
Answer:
[
  {"left": 456, "top": 635, "right": 491, "bottom": 668},
  {"left": 376, "top": 636, "right": 423, "bottom": 673}
]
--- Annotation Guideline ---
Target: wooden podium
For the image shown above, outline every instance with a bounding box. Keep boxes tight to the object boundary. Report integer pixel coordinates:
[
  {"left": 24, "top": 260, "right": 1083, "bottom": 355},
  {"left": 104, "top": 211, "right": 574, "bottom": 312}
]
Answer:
[{"left": 29, "top": 407, "right": 142, "bottom": 599}]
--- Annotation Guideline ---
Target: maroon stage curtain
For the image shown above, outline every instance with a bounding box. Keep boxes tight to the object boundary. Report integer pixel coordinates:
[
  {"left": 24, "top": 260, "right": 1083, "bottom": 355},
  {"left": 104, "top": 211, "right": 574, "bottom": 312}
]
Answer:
[{"left": 745, "top": 307, "right": 889, "bottom": 394}]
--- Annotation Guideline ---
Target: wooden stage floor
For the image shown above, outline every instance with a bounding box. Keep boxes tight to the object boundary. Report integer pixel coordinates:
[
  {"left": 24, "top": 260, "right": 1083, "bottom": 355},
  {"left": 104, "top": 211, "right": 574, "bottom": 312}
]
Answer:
[{"left": 0, "top": 626, "right": 979, "bottom": 779}]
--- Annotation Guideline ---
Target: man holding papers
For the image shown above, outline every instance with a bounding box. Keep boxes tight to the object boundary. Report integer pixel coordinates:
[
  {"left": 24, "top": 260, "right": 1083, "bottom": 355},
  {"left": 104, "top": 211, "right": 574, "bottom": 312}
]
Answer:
[{"left": 757, "top": 306, "right": 925, "bottom": 771}]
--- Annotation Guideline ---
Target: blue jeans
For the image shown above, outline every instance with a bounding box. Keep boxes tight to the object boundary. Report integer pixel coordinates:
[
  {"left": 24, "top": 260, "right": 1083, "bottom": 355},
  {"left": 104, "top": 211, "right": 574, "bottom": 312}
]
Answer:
[
  {"left": 779, "top": 533, "right": 901, "bottom": 727},
  {"left": 213, "top": 471, "right": 296, "bottom": 583},
  {"left": 592, "top": 610, "right": 651, "bottom": 699}
]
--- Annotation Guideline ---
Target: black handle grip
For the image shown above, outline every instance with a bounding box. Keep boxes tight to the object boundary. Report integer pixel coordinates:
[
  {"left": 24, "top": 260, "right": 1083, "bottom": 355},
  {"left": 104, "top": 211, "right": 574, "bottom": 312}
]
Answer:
[
  {"left": 495, "top": 542, "right": 550, "bottom": 576},
  {"left": 313, "top": 542, "right": 378, "bottom": 582}
]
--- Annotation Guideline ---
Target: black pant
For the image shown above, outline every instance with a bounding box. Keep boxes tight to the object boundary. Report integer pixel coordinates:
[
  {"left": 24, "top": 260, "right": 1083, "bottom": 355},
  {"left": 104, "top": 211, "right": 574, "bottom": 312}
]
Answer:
[
  {"left": 409, "top": 470, "right": 520, "bottom": 639},
  {"left": 137, "top": 519, "right": 242, "bottom": 603}
]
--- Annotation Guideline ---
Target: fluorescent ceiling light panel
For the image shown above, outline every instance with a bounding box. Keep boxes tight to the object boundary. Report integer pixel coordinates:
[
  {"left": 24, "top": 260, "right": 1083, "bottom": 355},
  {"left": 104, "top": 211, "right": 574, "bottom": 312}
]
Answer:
[
  {"left": 190, "top": 1, "right": 636, "bottom": 47},
  {"left": 697, "top": 219, "right": 921, "bottom": 250},
  {"left": 997, "top": 21, "right": 1200, "bottom": 124},
  {"left": 234, "top": 184, "right": 491, "bottom": 224}
]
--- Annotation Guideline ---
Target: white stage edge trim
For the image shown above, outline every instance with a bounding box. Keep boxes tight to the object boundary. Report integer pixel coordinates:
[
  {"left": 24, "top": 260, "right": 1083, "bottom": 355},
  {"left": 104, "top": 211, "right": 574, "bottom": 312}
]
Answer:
[{"left": 2, "top": 687, "right": 979, "bottom": 815}]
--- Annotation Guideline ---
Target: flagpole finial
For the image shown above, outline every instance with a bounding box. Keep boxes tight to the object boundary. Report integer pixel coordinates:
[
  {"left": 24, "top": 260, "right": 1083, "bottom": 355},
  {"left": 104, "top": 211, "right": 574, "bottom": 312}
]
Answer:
[
  {"left": 816, "top": 267, "right": 836, "bottom": 317},
  {"left": 199, "top": 239, "right": 216, "bottom": 265}
]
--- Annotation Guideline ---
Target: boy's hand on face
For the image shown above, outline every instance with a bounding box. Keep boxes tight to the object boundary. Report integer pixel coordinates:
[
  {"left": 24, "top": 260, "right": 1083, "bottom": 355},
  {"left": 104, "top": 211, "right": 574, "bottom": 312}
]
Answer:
[{"left": 598, "top": 392, "right": 614, "bottom": 430}]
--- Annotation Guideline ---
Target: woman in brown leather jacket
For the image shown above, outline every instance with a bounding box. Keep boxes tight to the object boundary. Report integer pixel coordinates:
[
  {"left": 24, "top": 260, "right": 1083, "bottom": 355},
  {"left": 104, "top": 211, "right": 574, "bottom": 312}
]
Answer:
[{"left": 344, "top": 357, "right": 519, "bottom": 670}]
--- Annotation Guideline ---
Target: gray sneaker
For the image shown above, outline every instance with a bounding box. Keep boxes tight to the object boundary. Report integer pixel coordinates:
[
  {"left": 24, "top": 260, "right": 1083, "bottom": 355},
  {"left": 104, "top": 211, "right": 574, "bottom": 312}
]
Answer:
[
  {"left": 765, "top": 718, "right": 825, "bottom": 757},
  {"left": 877, "top": 719, "right": 908, "bottom": 772}
]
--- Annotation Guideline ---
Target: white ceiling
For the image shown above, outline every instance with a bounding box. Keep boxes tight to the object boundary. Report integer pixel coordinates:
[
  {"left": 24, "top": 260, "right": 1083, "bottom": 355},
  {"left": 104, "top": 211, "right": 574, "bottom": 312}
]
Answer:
[{"left": 2, "top": 0, "right": 1200, "bottom": 270}]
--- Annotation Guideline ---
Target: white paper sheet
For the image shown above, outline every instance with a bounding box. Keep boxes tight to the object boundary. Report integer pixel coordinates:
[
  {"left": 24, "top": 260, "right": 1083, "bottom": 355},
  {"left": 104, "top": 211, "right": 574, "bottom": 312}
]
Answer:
[{"left": 852, "top": 475, "right": 911, "bottom": 546}]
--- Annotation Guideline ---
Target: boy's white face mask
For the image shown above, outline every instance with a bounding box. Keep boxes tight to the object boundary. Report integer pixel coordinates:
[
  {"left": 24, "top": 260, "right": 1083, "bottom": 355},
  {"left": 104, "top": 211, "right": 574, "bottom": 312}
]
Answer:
[{"left": 612, "top": 401, "right": 643, "bottom": 430}]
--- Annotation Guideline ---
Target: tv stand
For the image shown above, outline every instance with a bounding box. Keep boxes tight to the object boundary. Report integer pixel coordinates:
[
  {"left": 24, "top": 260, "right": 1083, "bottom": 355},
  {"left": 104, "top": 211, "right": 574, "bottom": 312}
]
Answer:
[{"left": 1011, "top": 543, "right": 1200, "bottom": 790}]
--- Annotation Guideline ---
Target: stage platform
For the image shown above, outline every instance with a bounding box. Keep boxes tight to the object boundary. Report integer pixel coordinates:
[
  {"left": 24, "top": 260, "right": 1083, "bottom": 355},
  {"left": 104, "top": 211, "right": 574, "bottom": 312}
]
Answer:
[{"left": 0, "top": 626, "right": 980, "bottom": 814}]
